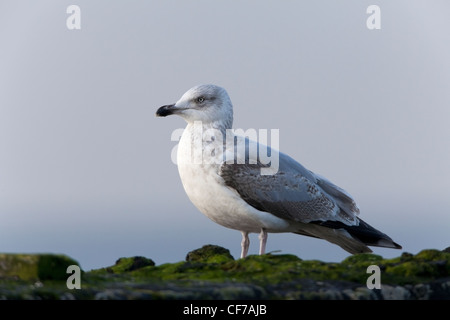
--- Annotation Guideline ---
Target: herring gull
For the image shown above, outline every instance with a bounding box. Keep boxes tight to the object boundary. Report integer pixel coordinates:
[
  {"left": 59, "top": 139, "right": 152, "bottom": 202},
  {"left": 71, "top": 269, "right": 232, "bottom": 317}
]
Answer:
[{"left": 156, "top": 84, "right": 402, "bottom": 258}]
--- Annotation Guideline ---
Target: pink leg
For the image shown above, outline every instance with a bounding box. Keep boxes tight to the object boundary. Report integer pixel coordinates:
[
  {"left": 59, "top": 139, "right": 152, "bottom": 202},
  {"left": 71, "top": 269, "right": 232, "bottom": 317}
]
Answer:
[
  {"left": 240, "top": 231, "right": 249, "bottom": 258},
  {"left": 259, "top": 229, "right": 268, "bottom": 255}
]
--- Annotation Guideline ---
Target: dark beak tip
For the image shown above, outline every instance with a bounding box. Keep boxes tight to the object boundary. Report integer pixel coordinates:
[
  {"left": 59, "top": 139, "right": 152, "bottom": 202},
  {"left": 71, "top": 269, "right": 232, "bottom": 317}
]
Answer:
[
  {"left": 156, "top": 104, "right": 175, "bottom": 117},
  {"left": 155, "top": 108, "right": 167, "bottom": 117}
]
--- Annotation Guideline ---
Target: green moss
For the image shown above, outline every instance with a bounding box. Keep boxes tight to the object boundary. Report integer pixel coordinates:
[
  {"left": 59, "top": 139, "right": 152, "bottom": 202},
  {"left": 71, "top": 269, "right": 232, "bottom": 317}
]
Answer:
[
  {"left": 221, "top": 254, "right": 303, "bottom": 284},
  {"left": 399, "top": 252, "right": 414, "bottom": 262},
  {"left": 130, "top": 253, "right": 302, "bottom": 284},
  {"left": 37, "top": 254, "right": 81, "bottom": 281},
  {"left": 109, "top": 256, "right": 155, "bottom": 273},
  {"left": 185, "top": 245, "right": 234, "bottom": 264},
  {"left": 138, "top": 261, "right": 229, "bottom": 282},
  {"left": 383, "top": 249, "right": 450, "bottom": 284},
  {"left": 2, "top": 245, "right": 450, "bottom": 300},
  {"left": 0, "top": 253, "right": 80, "bottom": 281},
  {"left": 0, "top": 254, "right": 39, "bottom": 281},
  {"left": 77, "top": 247, "right": 450, "bottom": 288},
  {"left": 342, "top": 253, "right": 383, "bottom": 266},
  {"left": 415, "top": 249, "right": 449, "bottom": 261},
  {"left": 119, "top": 251, "right": 401, "bottom": 287},
  {"left": 90, "top": 256, "right": 155, "bottom": 276}
]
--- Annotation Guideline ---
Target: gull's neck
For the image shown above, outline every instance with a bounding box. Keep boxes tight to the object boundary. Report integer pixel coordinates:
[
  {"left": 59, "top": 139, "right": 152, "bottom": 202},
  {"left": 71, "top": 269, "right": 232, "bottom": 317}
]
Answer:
[{"left": 186, "top": 119, "right": 233, "bottom": 136}]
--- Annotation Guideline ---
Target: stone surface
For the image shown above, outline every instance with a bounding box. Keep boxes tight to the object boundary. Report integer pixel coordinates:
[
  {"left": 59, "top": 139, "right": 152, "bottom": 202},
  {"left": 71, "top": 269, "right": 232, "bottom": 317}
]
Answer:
[
  {"left": 0, "top": 245, "right": 449, "bottom": 300},
  {"left": 185, "top": 245, "right": 234, "bottom": 263}
]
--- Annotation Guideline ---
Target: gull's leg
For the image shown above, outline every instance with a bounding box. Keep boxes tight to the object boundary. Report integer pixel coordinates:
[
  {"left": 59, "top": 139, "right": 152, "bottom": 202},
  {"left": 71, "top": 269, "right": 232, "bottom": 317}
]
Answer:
[
  {"left": 259, "top": 228, "right": 268, "bottom": 255},
  {"left": 240, "top": 231, "right": 249, "bottom": 258}
]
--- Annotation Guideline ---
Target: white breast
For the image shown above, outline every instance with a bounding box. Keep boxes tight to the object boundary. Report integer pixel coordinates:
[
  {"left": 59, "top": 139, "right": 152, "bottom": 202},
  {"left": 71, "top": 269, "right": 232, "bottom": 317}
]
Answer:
[{"left": 176, "top": 124, "right": 292, "bottom": 233}]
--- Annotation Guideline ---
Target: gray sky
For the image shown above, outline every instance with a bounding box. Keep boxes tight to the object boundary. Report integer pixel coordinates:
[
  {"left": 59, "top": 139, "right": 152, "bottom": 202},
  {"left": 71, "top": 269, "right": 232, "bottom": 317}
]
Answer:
[{"left": 1, "top": 1, "right": 449, "bottom": 271}]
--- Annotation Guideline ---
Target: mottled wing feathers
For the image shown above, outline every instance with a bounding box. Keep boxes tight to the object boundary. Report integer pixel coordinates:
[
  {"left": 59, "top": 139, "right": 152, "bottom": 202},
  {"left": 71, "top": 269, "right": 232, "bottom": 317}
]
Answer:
[
  {"left": 219, "top": 155, "right": 358, "bottom": 226},
  {"left": 312, "top": 172, "right": 360, "bottom": 219}
]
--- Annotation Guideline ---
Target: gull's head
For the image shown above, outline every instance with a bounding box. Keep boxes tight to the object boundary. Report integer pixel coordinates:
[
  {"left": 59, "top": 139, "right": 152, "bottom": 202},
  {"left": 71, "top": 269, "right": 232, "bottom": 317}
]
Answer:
[{"left": 156, "top": 84, "right": 233, "bottom": 128}]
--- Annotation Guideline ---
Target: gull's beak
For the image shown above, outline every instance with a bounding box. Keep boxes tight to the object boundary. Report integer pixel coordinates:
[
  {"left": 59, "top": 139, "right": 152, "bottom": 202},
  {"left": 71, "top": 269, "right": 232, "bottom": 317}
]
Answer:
[{"left": 156, "top": 104, "right": 176, "bottom": 117}]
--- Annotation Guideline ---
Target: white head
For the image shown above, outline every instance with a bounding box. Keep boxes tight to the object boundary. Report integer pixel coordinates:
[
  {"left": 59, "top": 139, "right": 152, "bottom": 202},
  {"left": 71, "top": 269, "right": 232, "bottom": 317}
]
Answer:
[{"left": 156, "top": 84, "right": 233, "bottom": 129}]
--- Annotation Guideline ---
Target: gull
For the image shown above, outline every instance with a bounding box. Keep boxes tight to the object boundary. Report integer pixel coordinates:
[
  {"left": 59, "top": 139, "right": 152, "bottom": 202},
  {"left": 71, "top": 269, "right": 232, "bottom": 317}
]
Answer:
[{"left": 156, "top": 84, "right": 402, "bottom": 258}]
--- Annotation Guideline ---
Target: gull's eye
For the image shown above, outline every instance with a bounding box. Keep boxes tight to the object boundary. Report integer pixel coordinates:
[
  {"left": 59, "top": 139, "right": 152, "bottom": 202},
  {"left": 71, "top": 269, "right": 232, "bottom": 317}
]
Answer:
[{"left": 196, "top": 97, "right": 205, "bottom": 103}]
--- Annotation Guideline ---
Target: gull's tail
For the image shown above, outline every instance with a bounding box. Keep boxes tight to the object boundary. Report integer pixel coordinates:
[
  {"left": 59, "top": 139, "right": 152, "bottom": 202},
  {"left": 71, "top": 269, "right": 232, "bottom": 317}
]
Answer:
[{"left": 296, "top": 218, "right": 402, "bottom": 254}]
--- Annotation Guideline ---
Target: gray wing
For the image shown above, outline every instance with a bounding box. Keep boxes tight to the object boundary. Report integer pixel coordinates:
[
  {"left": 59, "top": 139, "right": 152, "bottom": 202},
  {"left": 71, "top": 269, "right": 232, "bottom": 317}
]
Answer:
[
  {"left": 219, "top": 150, "right": 359, "bottom": 226},
  {"left": 312, "top": 172, "right": 360, "bottom": 217}
]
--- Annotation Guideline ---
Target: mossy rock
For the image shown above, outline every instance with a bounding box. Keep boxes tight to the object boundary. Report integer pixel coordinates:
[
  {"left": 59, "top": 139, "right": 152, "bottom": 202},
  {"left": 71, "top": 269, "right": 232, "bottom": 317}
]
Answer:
[
  {"left": 2, "top": 246, "right": 450, "bottom": 300},
  {"left": 415, "top": 249, "right": 449, "bottom": 261},
  {"left": 0, "top": 253, "right": 80, "bottom": 281},
  {"left": 383, "top": 249, "right": 450, "bottom": 284},
  {"left": 107, "top": 256, "right": 155, "bottom": 274},
  {"left": 185, "top": 245, "right": 234, "bottom": 264},
  {"left": 341, "top": 253, "right": 383, "bottom": 267}
]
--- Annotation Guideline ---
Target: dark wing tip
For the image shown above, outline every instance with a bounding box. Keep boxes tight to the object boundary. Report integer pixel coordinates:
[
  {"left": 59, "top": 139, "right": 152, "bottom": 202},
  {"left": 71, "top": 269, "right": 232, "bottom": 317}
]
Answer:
[
  {"left": 313, "top": 218, "right": 402, "bottom": 250},
  {"left": 393, "top": 241, "right": 402, "bottom": 250}
]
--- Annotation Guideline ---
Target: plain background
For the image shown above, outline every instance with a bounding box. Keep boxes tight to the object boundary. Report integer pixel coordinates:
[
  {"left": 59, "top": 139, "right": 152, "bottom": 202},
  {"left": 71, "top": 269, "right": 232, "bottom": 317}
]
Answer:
[{"left": 1, "top": 1, "right": 449, "bottom": 271}]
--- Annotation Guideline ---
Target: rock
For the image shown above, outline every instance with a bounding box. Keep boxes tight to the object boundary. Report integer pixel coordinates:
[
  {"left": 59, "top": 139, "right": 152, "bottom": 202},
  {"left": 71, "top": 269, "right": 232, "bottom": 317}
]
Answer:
[
  {"left": 412, "top": 283, "right": 431, "bottom": 299},
  {"left": 400, "top": 252, "right": 414, "bottom": 262},
  {"left": 0, "top": 245, "right": 449, "bottom": 300},
  {"left": 0, "top": 253, "right": 80, "bottom": 281},
  {"left": 185, "top": 244, "right": 234, "bottom": 263},
  {"left": 95, "top": 289, "right": 128, "bottom": 300},
  {"left": 381, "top": 285, "right": 412, "bottom": 300},
  {"left": 109, "top": 256, "right": 155, "bottom": 273}
]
